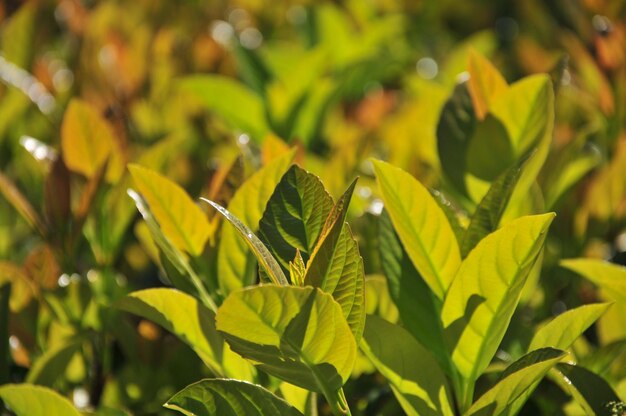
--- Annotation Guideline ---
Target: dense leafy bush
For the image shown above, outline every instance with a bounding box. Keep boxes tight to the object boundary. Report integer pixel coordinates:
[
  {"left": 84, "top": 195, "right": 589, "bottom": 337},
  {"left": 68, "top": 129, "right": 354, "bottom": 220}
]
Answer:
[{"left": 1, "top": 1, "right": 626, "bottom": 415}]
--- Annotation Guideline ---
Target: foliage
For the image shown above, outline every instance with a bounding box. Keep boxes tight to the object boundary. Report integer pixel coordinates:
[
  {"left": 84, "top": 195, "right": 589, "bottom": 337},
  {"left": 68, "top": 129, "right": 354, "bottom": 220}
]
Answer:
[{"left": 1, "top": 1, "right": 626, "bottom": 415}]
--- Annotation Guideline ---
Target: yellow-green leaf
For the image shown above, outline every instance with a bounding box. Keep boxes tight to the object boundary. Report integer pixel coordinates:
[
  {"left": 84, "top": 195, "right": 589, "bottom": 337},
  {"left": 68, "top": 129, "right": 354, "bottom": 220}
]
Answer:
[
  {"left": 216, "top": 285, "right": 356, "bottom": 394},
  {"left": 180, "top": 75, "right": 270, "bottom": 141},
  {"left": 372, "top": 160, "right": 461, "bottom": 299},
  {"left": 165, "top": 379, "right": 303, "bottom": 416},
  {"left": 217, "top": 151, "right": 295, "bottom": 295},
  {"left": 26, "top": 339, "right": 83, "bottom": 386},
  {"left": 258, "top": 165, "right": 334, "bottom": 275},
  {"left": 202, "top": 198, "right": 288, "bottom": 286},
  {"left": 467, "top": 50, "right": 508, "bottom": 120},
  {"left": 116, "top": 288, "right": 225, "bottom": 376},
  {"left": 304, "top": 180, "right": 365, "bottom": 342},
  {"left": 0, "top": 384, "right": 81, "bottom": 416},
  {"left": 61, "top": 99, "right": 115, "bottom": 178},
  {"left": 528, "top": 303, "right": 611, "bottom": 352},
  {"left": 378, "top": 209, "right": 450, "bottom": 374},
  {"left": 466, "top": 348, "right": 566, "bottom": 416},
  {"left": 560, "top": 259, "right": 626, "bottom": 303},
  {"left": 554, "top": 363, "right": 623, "bottom": 416},
  {"left": 360, "top": 315, "right": 455, "bottom": 416},
  {"left": 442, "top": 214, "right": 554, "bottom": 385},
  {"left": 129, "top": 164, "right": 211, "bottom": 257}
]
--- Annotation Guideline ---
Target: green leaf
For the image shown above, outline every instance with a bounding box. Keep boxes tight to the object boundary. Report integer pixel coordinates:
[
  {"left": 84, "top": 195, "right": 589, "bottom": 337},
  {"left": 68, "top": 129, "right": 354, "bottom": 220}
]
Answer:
[
  {"left": 466, "top": 348, "right": 566, "bottom": 416},
  {"left": 304, "top": 180, "right": 365, "bottom": 342},
  {"left": 578, "top": 340, "right": 626, "bottom": 379},
  {"left": 460, "top": 154, "right": 529, "bottom": 257},
  {"left": 290, "top": 250, "right": 306, "bottom": 287},
  {"left": 430, "top": 190, "right": 465, "bottom": 245},
  {"left": 560, "top": 259, "right": 626, "bottom": 303},
  {"left": 498, "top": 75, "right": 554, "bottom": 220},
  {"left": 555, "top": 363, "right": 623, "bottom": 416},
  {"left": 61, "top": 99, "right": 115, "bottom": 178},
  {"left": 364, "top": 275, "right": 398, "bottom": 324},
  {"left": 0, "top": 384, "right": 81, "bottom": 416},
  {"left": 217, "top": 151, "right": 295, "bottom": 295},
  {"left": 202, "top": 198, "right": 288, "bottom": 286},
  {"left": 378, "top": 209, "right": 450, "bottom": 374},
  {"left": 528, "top": 303, "right": 611, "bottom": 352},
  {"left": 180, "top": 75, "right": 270, "bottom": 141},
  {"left": 489, "top": 75, "right": 552, "bottom": 156},
  {"left": 360, "top": 315, "right": 455, "bottom": 416},
  {"left": 128, "top": 164, "right": 211, "bottom": 257},
  {"left": 116, "top": 288, "right": 225, "bottom": 376},
  {"left": 26, "top": 339, "right": 82, "bottom": 386},
  {"left": 442, "top": 214, "right": 554, "bottom": 385},
  {"left": 372, "top": 160, "right": 461, "bottom": 300},
  {"left": 258, "top": 165, "right": 333, "bottom": 275},
  {"left": 165, "top": 379, "right": 303, "bottom": 416},
  {"left": 127, "top": 189, "right": 216, "bottom": 310},
  {"left": 436, "top": 81, "right": 476, "bottom": 196},
  {"left": 216, "top": 285, "right": 356, "bottom": 395},
  {"left": 467, "top": 49, "right": 508, "bottom": 120}
]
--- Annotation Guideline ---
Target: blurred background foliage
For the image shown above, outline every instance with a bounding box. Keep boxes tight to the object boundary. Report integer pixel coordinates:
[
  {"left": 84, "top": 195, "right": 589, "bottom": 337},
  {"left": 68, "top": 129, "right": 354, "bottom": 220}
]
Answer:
[{"left": 1, "top": 0, "right": 626, "bottom": 414}]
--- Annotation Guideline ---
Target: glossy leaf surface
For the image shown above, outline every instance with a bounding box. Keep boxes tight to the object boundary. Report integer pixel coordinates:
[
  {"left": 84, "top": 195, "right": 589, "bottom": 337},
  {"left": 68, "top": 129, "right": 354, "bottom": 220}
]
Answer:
[
  {"left": 258, "top": 165, "right": 333, "bottom": 275},
  {"left": 216, "top": 285, "right": 356, "bottom": 393},
  {"left": 372, "top": 160, "right": 461, "bottom": 299},
  {"left": 165, "top": 379, "right": 303, "bottom": 416},
  {"left": 466, "top": 348, "right": 565, "bottom": 416},
  {"left": 442, "top": 214, "right": 554, "bottom": 383},
  {"left": 218, "top": 151, "right": 294, "bottom": 294}
]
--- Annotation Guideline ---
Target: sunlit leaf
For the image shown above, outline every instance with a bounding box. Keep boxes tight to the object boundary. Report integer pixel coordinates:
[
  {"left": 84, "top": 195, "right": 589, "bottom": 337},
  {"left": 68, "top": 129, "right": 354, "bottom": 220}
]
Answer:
[
  {"left": 495, "top": 75, "right": 554, "bottom": 220},
  {"left": 216, "top": 285, "right": 356, "bottom": 394},
  {"left": 0, "top": 384, "right": 81, "bottom": 416},
  {"left": 258, "top": 165, "right": 333, "bottom": 275},
  {"left": 460, "top": 154, "right": 529, "bottom": 257},
  {"left": 466, "top": 348, "right": 565, "bottom": 416},
  {"left": 360, "top": 315, "right": 455, "bottom": 416},
  {"left": 364, "top": 275, "right": 398, "bottom": 324},
  {"left": 528, "top": 303, "right": 611, "bottom": 352},
  {"left": 372, "top": 160, "right": 461, "bottom": 299},
  {"left": 165, "top": 379, "right": 303, "bottom": 416},
  {"left": 560, "top": 259, "right": 626, "bottom": 303},
  {"left": 467, "top": 49, "right": 508, "bottom": 120},
  {"left": 217, "top": 151, "right": 295, "bottom": 295},
  {"left": 378, "top": 210, "right": 450, "bottom": 373},
  {"left": 442, "top": 214, "right": 554, "bottom": 385},
  {"left": 202, "top": 198, "right": 288, "bottom": 286},
  {"left": 180, "top": 75, "right": 270, "bottom": 141},
  {"left": 304, "top": 180, "right": 365, "bottom": 341},
  {"left": 116, "top": 288, "right": 225, "bottom": 376},
  {"left": 61, "top": 99, "right": 115, "bottom": 178},
  {"left": 127, "top": 190, "right": 206, "bottom": 300},
  {"left": 129, "top": 164, "right": 211, "bottom": 257}
]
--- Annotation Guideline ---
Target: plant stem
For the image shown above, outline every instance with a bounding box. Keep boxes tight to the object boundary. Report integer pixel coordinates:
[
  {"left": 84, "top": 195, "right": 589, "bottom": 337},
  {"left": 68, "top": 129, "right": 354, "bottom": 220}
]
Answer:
[
  {"left": 182, "top": 260, "right": 218, "bottom": 313},
  {"left": 322, "top": 387, "right": 351, "bottom": 416}
]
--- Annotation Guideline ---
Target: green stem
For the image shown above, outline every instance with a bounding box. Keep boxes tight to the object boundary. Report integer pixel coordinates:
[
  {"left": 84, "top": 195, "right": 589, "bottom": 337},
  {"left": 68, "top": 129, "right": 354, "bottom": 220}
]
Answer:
[{"left": 182, "top": 260, "right": 218, "bottom": 313}]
